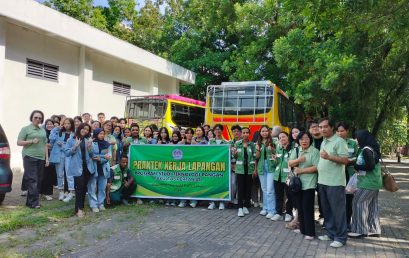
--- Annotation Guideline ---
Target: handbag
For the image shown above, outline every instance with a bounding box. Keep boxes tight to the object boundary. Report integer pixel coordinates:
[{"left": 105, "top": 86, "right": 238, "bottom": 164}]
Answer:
[
  {"left": 287, "top": 147, "right": 302, "bottom": 193},
  {"left": 345, "top": 173, "right": 358, "bottom": 194},
  {"left": 380, "top": 158, "right": 399, "bottom": 192}
]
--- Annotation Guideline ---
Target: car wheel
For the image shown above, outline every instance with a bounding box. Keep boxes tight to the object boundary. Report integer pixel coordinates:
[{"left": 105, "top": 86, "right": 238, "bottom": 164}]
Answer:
[{"left": 0, "top": 193, "right": 5, "bottom": 205}]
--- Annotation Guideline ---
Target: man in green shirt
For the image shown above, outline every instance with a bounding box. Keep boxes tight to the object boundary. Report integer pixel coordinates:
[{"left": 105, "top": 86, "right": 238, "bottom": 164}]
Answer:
[{"left": 317, "top": 118, "right": 349, "bottom": 248}]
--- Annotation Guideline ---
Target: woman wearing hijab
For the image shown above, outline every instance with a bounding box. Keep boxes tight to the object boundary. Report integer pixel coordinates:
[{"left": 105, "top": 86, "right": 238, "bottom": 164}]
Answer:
[
  {"left": 348, "top": 130, "right": 383, "bottom": 238},
  {"left": 88, "top": 128, "right": 112, "bottom": 213}
]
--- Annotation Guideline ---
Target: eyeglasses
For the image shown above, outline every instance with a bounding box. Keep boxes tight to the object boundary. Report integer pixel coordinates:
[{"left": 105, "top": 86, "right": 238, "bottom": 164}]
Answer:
[{"left": 33, "top": 117, "right": 42, "bottom": 120}]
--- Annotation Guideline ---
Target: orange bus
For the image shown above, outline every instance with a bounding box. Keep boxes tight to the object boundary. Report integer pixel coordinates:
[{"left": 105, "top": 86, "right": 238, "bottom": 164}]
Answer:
[
  {"left": 205, "top": 81, "right": 304, "bottom": 141},
  {"left": 125, "top": 94, "right": 206, "bottom": 133}
]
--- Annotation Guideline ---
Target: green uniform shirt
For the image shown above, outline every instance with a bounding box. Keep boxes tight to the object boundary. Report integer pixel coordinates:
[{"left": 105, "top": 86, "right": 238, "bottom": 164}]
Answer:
[
  {"left": 317, "top": 134, "right": 349, "bottom": 186},
  {"left": 105, "top": 134, "right": 117, "bottom": 164},
  {"left": 17, "top": 124, "right": 47, "bottom": 160},
  {"left": 256, "top": 143, "right": 276, "bottom": 175},
  {"left": 110, "top": 165, "right": 130, "bottom": 192},
  {"left": 274, "top": 146, "right": 292, "bottom": 183},
  {"left": 346, "top": 138, "right": 358, "bottom": 177},
  {"left": 208, "top": 138, "right": 230, "bottom": 145},
  {"left": 289, "top": 145, "right": 320, "bottom": 190},
  {"left": 234, "top": 140, "right": 256, "bottom": 174},
  {"left": 356, "top": 149, "right": 383, "bottom": 190}
]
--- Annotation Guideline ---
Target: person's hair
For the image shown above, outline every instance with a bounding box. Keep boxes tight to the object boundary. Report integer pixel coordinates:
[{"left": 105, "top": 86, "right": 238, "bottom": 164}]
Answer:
[
  {"left": 213, "top": 124, "right": 224, "bottom": 131},
  {"left": 112, "top": 125, "right": 122, "bottom": 138},
  {"left": 307, "top": 120, "right": 318, "bottom": 130},
  {"left": 355, "top": 129, "right": 381, "bottom": 162},
  {"left": 150, "top": 124, "right": 158, "bottom": 131},
  {"left": 130, "top": 123, "right": 139, "bottom": 129},
  {"left": 51, "top": 115, "right": 60, "bottom": 123},
  {"left": 97, "top": 112, "right": 105, "bottom": 117},
  {"left": 91, "top": 120, "right": 101, "bottom": 128},
  {"left": 318, "top": 117, "right": 334, "bottom": 128},
  {"left": 242, "top": 127, "right": 250, "bottom": 133},
  {"left": 75, "top": 123, "right": 91, "bottom": 139},
  {"left": 44, "top": 118, "right": 54, "bottom": 132},
  {"left": 74, "top": 116, "right": 83, "bottom": 123},
  {"left": 231, "top": 125, "right": 242, "bottom": 132},
  {"left": 278, "top": 131, "right": 291, "bottom": 151},
  {"left": 172, "top": 131, "right": 182, "bottom": 142},
  {"left": 185, "top": 128, "right": 194, "bottom": 135},
  {"left": 290, "top": 127, "right": 301, "bottom": 146},
  {"left": 203, "top": 124, "right": 210, "bottom": 129},
  {"left": 119, "top": 118, "right": 127, "bottom": 124},
  {"left": 110, "top": 116, "right": 119, "bottom": 120},
  {"left": 336, "top": 122, "right": 349, "bottom": 131},
  {"left": 60, "top": 117, "right": 75, "bottom": 136},
  {"left": 195, "top": 126, "right": 205, "bottom": 136},
  {"left": 206, "top": 129, "right": 214, "bottom": 137},
  {"left": 82, "top": 112, "right": 90, "bottom": 117},
  {"left": 144, "top": 126, "right": 153, "bottom": 137},
  {"left": 296, "top": 131, "right": 313, "bottom": 147},
  {"left": 123, "top": 128, "right": 131, "bottom": 134},
  {"left": 29, "top": 110, "right": 44, "bottom": 123},
  {"left": 157, "top": 127, "right": 170, "bottom": 142},
  {"left": 257, "top": 125, "right": 272, "bottom": 147},
  {"left": 120, "top": 155, "right": 128, "bottom": 160}
]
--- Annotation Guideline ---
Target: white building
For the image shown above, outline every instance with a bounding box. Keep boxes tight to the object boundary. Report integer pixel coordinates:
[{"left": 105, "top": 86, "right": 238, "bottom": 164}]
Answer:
[{"left": 0, "top": 0, "right": 195, "bottom": 168}]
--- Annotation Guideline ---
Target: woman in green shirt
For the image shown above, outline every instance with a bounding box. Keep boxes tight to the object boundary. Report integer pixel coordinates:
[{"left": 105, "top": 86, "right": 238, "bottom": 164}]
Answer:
[
  {"left": 348, "top": 130, "right": 382, "bottom": 238},
  {"left": 288, "top": 131, "right": 320, "bottom": 240}
]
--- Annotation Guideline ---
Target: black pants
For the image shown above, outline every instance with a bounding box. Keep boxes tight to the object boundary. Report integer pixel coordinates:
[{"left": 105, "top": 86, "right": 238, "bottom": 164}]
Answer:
[
  {"left": 23, "top": 156, "right": 44, "bottom": 207},
  {"left": 74, "top": 168, "right": 90, "bottom": 212},
  {"left": 316, "top": 187, "right": 324, "bottom": 219},
  {"left": 345, "top": 171, "right": 353, "bottom": 227},
  {"left": 40, "top": 164, "right": 55, "bottom": 195},
  {"left": 237, "top": 173, "right": 252, "bottom": 208},
  {"left": 294, "top": 189, "right": 316, "bottom": 236},
  {"left": 251, "top": 175, "right": 262, "bottom": 203},
  {"left": 274, "top": 180, "right": 293, "bottom": 215}
]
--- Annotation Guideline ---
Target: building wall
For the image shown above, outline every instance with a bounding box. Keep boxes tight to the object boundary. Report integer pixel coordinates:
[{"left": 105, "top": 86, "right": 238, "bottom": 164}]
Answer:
[{"left": 0, "top": 21, "right": 182, "bottom": 168}]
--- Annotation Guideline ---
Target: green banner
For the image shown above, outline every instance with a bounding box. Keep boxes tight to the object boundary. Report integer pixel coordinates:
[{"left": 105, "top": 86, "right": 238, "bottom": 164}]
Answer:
[{"left": 129, "top": 145, "right": 231, "bottom": 200}]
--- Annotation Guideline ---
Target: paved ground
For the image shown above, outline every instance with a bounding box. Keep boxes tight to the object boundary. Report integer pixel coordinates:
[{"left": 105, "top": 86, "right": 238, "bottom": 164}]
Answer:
[{"left": 3, "top": 161, "right": 409, "bottom": 257}]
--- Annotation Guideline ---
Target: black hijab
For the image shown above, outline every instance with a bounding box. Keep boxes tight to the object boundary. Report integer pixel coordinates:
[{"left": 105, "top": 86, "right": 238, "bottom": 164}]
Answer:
[
  {"left": 93, "top": 128, "right": 110, "bottom": 151},
  {"left": 355, "top": 129, "right": 381, "bottom": 162}
]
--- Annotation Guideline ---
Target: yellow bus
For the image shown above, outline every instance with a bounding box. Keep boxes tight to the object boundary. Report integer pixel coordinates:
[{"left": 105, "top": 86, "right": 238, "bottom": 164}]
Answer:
[
  {"left": 205, "top": 81, "right": 304, "bottom": 140},
  {"left": 125, "top": 94, "right": 206, "bottom": 133}
]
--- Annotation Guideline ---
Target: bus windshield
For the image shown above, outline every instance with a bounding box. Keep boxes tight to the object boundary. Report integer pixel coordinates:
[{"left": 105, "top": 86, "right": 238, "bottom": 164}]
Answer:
[
  {"left": 125, "top": 98, "right": 167, "bottom": 119},
  {"left": 209, "top": 86, "right": 274, "bottom": 115}
]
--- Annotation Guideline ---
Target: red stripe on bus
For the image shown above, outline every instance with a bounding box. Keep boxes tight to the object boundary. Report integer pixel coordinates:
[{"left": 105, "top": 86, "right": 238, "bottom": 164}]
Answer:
[{"left": 213, "top": 117, "right": 266, "bottom": 123}]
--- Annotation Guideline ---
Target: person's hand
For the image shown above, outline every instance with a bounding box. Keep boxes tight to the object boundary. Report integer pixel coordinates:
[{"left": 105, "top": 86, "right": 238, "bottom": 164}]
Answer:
[
  {"left": 294, "top": 167, "right": 302, "bottom": 175},
  {"left": 75, "top": 138, "right": 82, "bottom": 147},
  {"left": 124, "top": 181, "right": 129, "bottom": 188},
  {"left": 270, "top": 154, "right": 276, "bottom": 160},
  {"left": 320, "top": 150, "right": 329, "bottom": 160},
  {"left": 253, "top": 170, "right": 258, "bottom": 178},
  {"left": 231, "top": 147, "right": 237, "bottom": 155},
  {"left": 255, "top": 144, "right": 260, "bottom": 152},
  {"left": 46, "top": 143, "right": 52, "bottom": 149},
  {"left": 87, "top": 139, "right": 93, "bottom": 148},
  {"left": 92, "top": 156, "right": 100, "bottom": 161},
  {"left": 104, "top": 153, "right": 110, "bottom": 160},
  {"left": 57, "top": 141, "right": 63, "bottom": 146},
  {"left": 298, "top": 155, "right": 306, "bottom": 163},
  {"left": 45, "top": 159, "right": 49, "bottom": 167},
  {"left": 32, "top": 138, "right": 39, "bottom": 144},
  {"left": 110, "top": 140, "right": 116, "bottom": 146}
]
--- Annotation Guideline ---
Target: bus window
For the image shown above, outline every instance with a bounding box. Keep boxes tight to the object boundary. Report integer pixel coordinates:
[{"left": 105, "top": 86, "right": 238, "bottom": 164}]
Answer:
[
  {"left": 210, "top": 86, "right": 274, "bottom": 115},
  {"left": 171, "top": 103, "right": 205, "bottom": 128},
  {"left": 126, "top": 99, "right": 166, "bottom": 119}
]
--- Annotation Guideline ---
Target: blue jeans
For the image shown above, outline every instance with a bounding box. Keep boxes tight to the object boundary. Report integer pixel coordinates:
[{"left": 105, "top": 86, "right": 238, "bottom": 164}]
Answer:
[
  {"left": 55, "top": 157, "right": 74, "bottom": 191},
  {"left": 88, "top": 175, "right": 107, "bottom": 208},
  {"left": 258, "top": 161, "right": 276, "bottom": 214}
]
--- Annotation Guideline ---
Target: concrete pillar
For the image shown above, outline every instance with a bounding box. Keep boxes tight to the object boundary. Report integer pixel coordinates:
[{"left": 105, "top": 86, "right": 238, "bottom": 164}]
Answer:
[
  {"left": 150, "top": 71, "right": 158, "bottom": 95},
  {"left": 77, "top": 45, "right": 85, "bottom": 114}
]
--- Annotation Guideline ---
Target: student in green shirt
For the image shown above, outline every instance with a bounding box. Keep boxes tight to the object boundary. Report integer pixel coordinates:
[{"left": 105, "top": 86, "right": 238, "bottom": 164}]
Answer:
[
  {"left": 317, "top": 118, "right": 350, "bottom": 248},
  {"left": 336, "top": 122, "right": 358, "bottom": 230},
  {"left": 289, "top": 131, "right": 320, "bottom": 240},
  {"left": 348, "top": 130, "right": 382, "bottom": 239},
  {"left": 17, "top": 110, "right": 49, "bottom": 209}
]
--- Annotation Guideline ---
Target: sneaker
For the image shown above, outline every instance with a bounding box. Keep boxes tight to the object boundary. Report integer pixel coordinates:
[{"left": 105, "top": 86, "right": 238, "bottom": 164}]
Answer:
[
  {"left": 293, "top": 229, "right": 301, "bottom": 234},
  {"left": 259, "top": 202, "right": 263, "bottom": 208},
  {"left": 285, "top": 214, "right": 293, "bottom": 222},
  {"left": 238, "top": 208, "right": 244, "bottom": 217},
  {"left": 178, "top": 201, "right": 187, "bottom": 208},
  {"left": 189, "top": 201, "right": 197, "bottom": 208},
  {"left": 99, "top": 205, "right": 106, "bottom": 211},
  {"left": 208, "top": 202, "right": 216, "bottom": 210},
  {"left": 21, "top": 190, "right": 28, "bottom": 196},
  {"left": 63, "top": 192, "right": 73, "bottom": 202},
  {"left": 318, "top": 235, "right": 332, "bottom": 241},
  {"left": 259, "top": 210, "right": 267, "bottom": 216},
  {"left": 271, "top": 214, "right": 284, "bottom": 221},
  {"left": 58, "top": 191, "right": 65, "bottom": 201},
  {"left": 170, "top": 201, "right": 176, "bottom": 206},
  {"left": 266, "top": 213, "right": 274, "bottom": 219},
  {"left": 92, "top": 207, "right": 99, "bottom": 213},
  {"left": 304, "top": 236, "right": 314, "bottom": 241},
  {"left": 348, "top": 232, "right": 366, "bottom": 238},
  {"left": 330, "top": 241, "right": 344, "bottom": 248},
  {"left": 253, "top": 202, "right": 259, "bottom": 208},
  {"left": 122, "top": 199, "right": 130, "bottom": 206},
  {"left": 165, "top": 202, "right": 170, "bottom": 206},
  {"left": 137, "top": 198, "right": 143, "bottom": 205},
  {"left": 219, "top": 202, "right": 225, "bottom": 210},
  {"left": 44, "top": 195, "right": 53, "bottom": 201},
  {"left": 243, "top": 207, "right": 249, "bottom": 215}
]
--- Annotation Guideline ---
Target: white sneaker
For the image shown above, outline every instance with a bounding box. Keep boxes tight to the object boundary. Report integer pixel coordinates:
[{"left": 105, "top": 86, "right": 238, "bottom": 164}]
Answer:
[
  {"left": 137, "top": 199, "right": 143, "bottom": 205},
  {"left": 219, "top": 202, "right": 225, "bottom": 210},
  {"left": 58, "top": 191, "right": 65, "bottom": 201},
  {"left": 63, "top": 192, "right": 73, "bottom": 202},
  {"left": 243, "top": 207, "right": 249, "bottom": 215},
  {"left": 92, "top": 207, "right": 99, "bottom": 213},
  {"left": 238, "top": 208, "right": 244, "bottom": 217},
  {"left": 208, "top": 202, "right": 216, "bottom": 210},
  {"left": 259, "top": 210, "right": 267, "bottom": 216},
  {"left": 285, "top": 214, "right": 293, "bottom": 222},
  {"left": 99, "top": 205, "right": 106, "bottom": 211},
  {"left": 259, "top": 202, "right": 263, "bottom": 208},
  {"left": 271, "top": 214, "right": 284, "bottom": 221},
  {"left": 330, "top": 241, "right": 344, "bottom": 248},
  {"left": 21, "top": 190, "right": 27, "bottom": 196},
  {"left": 266, "top": 213, "right": 274, "bottom": 219},
  {"left": 318, "top": 235, "right": 332, "bottom": 241},
  {"left": 45, "top": 195, "right": 53, "bottom": 201},
  {"left": 253, "top": 202, "right": 259, "bottom": 208},
  {"left": 189, "top": 201, "right": 197, "bottom": 208},
  {"left": 178, "top": 201, "right": 187, "bottom": 208}
]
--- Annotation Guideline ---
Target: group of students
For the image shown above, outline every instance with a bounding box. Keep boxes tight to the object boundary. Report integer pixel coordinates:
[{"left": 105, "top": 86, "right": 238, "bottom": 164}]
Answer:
[{"left": 17, "top": 110, "right": 383, "bottom": 248}]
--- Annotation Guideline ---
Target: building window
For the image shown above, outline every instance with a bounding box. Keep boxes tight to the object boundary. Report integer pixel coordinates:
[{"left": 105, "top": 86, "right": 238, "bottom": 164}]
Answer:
[
  {"left": 26, "top": 59, "right": 59, "bottom": 82},
  {"left": 113, "top": 81, "right": 131, "bottom": 96}
]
